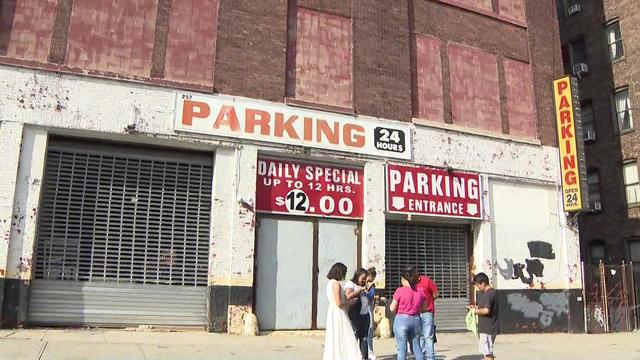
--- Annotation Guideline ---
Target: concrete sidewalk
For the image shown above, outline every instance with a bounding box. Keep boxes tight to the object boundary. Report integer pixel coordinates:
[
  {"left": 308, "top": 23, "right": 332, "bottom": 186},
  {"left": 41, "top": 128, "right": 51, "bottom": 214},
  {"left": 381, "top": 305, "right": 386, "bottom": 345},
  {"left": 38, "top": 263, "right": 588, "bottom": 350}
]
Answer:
[{"left": 0, "top": 329, "right": 639, "bottom": 360}]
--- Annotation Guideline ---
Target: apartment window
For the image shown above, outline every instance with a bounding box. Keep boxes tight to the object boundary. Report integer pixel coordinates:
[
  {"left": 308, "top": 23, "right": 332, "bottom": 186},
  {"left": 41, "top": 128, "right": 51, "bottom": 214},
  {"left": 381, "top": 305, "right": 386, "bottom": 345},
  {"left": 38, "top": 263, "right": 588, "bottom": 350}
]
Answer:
[
  {"left": 623, "top": 161, "right": 640, "bottom": 206},
  {"left": 589, "top": 242, "right": 606, "bottom": 264},
  {"left": 629, "top": 240, "right": 640, "bottom": 262},
  {"left": 587, "top": 170, "right": 601, "bottom": 210},
  {"left": 614, "top": 88, "right": 633, "bottom": 131},
  {"left": 581, "top": 101, "right": 595, "bottom": 139},
  {"left": 606, "top": 21, "right": 624, "bottom": 62},
  {"left": 569, "top": 37, "right": 587, "bottom": 67}
]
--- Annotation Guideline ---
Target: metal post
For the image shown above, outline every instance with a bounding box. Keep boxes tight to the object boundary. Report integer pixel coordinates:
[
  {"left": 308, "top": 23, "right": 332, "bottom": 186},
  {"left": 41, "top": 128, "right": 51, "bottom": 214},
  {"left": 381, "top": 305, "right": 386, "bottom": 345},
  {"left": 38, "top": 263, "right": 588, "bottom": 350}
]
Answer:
[
  {"left": 581, "top": 261, "right": 588, "bottom": 333},
  {"left": 630, "top": 262, "right": 638, "bottom": 331},
  {"left": 622, "top": 261, "right": 630, "bottom": 331}
]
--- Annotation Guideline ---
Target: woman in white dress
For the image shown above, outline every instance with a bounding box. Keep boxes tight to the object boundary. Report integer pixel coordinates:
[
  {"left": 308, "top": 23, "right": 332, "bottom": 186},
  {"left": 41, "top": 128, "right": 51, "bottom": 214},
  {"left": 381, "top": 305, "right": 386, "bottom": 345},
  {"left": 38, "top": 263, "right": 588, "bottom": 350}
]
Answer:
[{"left": 324, "top": 262, "right": 362, "bottom": 360}]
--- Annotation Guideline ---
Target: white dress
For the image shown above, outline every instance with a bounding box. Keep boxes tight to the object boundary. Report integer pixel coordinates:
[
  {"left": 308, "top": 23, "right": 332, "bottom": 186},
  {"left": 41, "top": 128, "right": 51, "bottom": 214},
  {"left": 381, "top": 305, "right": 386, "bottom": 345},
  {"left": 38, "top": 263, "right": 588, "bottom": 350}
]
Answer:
[{"left": 323, "top": 279, "right": 362, "bottom": 360}]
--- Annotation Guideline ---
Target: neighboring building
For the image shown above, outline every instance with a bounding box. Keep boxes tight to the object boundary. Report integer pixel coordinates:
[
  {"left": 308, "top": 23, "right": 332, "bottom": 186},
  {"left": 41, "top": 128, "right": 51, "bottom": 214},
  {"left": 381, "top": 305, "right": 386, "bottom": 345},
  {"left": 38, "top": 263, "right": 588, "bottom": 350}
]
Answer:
[
  {"left": 557, "top": 0, "right": 640, "bottom": 268},
  {"left": 0, "top": 0, "right": 580, "bottom": 334}
]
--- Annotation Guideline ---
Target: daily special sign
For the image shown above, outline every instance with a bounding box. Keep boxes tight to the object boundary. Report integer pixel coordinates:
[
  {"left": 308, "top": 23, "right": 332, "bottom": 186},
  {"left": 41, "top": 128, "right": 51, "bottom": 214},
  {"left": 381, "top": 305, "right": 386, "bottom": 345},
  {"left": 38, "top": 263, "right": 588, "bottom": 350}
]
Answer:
[
  {"left": 553, "top": 76, "right": 588, "bottom": 212},
  {"left": 386, "top": 164, "right": 482, "bottom": 219},
  {"left": 175, "top": 93, "right": 412, "bottom": 160},
  {"left": 256, "top": 158, "right": 364, "bottom": 219}
]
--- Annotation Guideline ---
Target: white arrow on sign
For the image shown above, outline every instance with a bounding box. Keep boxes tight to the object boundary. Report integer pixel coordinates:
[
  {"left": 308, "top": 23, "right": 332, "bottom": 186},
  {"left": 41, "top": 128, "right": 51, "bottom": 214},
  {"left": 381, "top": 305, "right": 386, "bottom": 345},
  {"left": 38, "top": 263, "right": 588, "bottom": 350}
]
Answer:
[
  {"left": 467, "top": 204, "right": 478, "bottom": 216},
  {"left": 392, "top": 197, "right": 405, "bottom": 210}
]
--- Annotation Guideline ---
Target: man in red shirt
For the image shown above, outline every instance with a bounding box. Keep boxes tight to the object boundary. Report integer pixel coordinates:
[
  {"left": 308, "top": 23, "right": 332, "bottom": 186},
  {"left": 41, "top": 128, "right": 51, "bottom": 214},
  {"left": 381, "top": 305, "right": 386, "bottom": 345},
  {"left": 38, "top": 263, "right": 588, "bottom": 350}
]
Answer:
[{"left": 416, "top": 274, "right": 439, "bottom": 360}]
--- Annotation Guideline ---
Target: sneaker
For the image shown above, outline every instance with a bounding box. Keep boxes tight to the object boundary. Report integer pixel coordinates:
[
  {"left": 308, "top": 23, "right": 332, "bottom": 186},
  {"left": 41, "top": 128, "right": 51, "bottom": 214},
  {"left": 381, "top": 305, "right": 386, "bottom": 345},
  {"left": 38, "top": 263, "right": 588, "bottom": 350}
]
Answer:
[{"left": 368, "top": 353, "right": 376, "bottom": 360}]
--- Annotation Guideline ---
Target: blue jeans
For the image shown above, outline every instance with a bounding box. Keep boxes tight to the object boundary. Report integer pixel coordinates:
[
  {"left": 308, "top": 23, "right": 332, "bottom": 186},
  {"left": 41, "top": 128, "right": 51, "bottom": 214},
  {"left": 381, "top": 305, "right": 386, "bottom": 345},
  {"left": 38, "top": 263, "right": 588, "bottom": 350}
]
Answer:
[
  {"left": 367, "top": 312, "right": 374, "bottom": 356},
  {"left": 393, "top": 314, "right": 424, "bottom": 360},
  {"left": 420, "top": 312, "right": 435, "bottom": 360}
]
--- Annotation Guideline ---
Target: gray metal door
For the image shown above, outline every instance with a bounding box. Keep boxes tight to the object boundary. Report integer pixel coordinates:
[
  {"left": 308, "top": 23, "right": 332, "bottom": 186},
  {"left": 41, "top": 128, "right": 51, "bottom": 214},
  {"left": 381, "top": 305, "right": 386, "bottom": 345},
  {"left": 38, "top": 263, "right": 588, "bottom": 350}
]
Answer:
[
  {"left": 316, "top": 219, "right": 358, "bottom": 329},
  {"left": 29, "top": 138, "right": 212, "bottom": 327},
  {"left": 385, "top": 222, "right": 470, "bottom": 331},
  {"left": 255, "top": 218, "right": 314, "bottom": 330}
]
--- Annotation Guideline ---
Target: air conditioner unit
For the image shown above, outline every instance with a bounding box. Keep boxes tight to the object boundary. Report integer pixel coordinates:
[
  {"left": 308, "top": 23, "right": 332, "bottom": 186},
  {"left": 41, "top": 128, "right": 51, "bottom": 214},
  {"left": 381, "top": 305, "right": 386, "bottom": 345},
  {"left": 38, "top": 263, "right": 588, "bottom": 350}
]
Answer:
[
  {"left": 573, "top": 62, "right": 589, "bottom": 76},
  {"left": 584, "top": 130, "right": 596, "bottom": 142},
  {"left": 593, "top": 201, "right": 602, "bottom": 212},
  {"left": 567, "top": 4, "right": 581, "bottom": 16}
]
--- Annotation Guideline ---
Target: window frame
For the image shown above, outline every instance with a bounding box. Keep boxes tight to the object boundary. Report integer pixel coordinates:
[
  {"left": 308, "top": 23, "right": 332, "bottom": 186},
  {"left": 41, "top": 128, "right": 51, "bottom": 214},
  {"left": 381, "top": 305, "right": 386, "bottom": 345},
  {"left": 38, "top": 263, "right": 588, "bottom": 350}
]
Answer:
[
  {"left": 613, "top": 88, "right": 633, "bottom": 133},
  {"left": 581, "top": 100, "right": 595, "bottom": 139},
  {"left": 587, "top": 169, "right": 601, "bottom": 210},
  {"left": 588, "top": 241, "right": 606, "bottom": 265},
  {"left": 622, "top": 160, "right": 640, "bottom": 207},
  {"left": 605, "top": 20, "right": 625, "bottom": 63},
  {"left": 568, "top": 36, "right": 588, "bottom": 68}
]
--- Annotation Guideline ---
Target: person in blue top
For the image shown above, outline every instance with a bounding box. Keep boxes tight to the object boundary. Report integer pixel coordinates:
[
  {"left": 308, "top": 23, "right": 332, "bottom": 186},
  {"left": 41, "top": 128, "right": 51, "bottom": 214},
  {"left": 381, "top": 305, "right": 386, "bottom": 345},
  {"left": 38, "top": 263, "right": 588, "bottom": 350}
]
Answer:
[{"left": 364, "top": 267, "right": 377, "bottom": 360}]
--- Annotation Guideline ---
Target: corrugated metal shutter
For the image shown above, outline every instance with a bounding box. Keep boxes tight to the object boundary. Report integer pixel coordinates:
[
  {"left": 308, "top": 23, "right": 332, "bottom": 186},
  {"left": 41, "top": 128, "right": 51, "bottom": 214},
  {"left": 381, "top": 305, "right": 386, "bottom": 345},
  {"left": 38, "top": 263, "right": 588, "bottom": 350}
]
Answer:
[
  {"left": 385, "top": 222, "right": 470, "bottom": 331},
  {"left": 29, "top": 139, "right": 212, "bottom": 327}
]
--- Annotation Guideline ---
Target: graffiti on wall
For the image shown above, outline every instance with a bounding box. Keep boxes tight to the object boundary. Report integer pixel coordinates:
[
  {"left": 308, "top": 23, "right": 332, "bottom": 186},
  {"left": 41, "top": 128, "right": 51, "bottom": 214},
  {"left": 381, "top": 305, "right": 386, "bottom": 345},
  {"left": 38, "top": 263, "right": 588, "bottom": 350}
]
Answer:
[
  {"left": 498, "top": 241, "right": 556, "bottom": 286},
  {"left": 506, "top": 292, "right": 568, "bottom": 328}
]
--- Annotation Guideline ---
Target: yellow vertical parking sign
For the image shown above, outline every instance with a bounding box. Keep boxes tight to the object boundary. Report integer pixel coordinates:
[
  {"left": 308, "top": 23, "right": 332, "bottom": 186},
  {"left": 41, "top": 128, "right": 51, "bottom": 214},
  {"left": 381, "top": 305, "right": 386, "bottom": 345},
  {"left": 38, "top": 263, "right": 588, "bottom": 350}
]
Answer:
[{"left": 553, "top": 76, "right": 588, "bottom": 212}]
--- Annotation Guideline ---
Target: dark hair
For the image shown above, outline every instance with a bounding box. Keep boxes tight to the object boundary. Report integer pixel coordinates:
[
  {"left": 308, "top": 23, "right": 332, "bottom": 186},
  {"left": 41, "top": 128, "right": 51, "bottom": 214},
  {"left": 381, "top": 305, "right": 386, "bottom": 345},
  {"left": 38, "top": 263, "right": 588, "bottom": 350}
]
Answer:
[
  {"left": 401, "top": 267, "right": 419, "bottom": 289},
  {"left": 473, "top": 272, "right": 490, "bottom": 285},
  {"left": 351, "top": 268, "right": 368, "bottom": 283},
  {"left": 327, "top": 262, "right": 348, "bottom": 281},
  {"left": 367, "top": 267, "right": 377, "bottom": 278}
]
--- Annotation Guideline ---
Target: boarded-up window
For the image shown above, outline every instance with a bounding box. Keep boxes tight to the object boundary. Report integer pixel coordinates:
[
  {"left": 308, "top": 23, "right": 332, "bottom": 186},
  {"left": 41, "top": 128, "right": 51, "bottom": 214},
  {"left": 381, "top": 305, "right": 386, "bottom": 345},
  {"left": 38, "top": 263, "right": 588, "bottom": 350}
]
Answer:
[
  {"left": 294, "top": 8, "right": 352, "bottom": 108},
  {"left": 65, "top": 0, "right": 157, "bottom": 77},
  {"left": 164, "top": 0, "right": 218, "bottom": 85},
  {"left": 504, "top": 58, "right": 536, "bottom": 139},
  {"left": 0, "top": 0, "right": 57, "bottom": 61},
  {"left": 448, "top": 43, "right": 501, "bottom": 133},
  {"left": 499, "top": 0, "right": 526, "bottom": 23},
  {"left": 415, "top": 34, "right": 443, "bottom": 122}
]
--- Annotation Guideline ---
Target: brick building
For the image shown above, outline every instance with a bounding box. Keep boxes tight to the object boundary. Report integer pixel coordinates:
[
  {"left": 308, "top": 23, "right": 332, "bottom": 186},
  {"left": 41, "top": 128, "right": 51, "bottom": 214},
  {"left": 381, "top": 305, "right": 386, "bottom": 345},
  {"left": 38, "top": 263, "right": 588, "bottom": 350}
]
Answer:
[
  {"left": 0, "top": 0, "right": 582, "bottom": 334},
  {"left": 557, "top": 0, "right": 640, "bottom": 268}
]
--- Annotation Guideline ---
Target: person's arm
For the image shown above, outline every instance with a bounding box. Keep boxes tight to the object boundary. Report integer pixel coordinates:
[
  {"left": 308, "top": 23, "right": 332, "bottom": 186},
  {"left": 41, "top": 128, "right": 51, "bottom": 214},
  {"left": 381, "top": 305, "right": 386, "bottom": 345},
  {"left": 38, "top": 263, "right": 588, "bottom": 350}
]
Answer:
[
  {"left": 390, "top": 298, "right": 399, "bottom": 313},
  {"left": 333, "top": 281, "right": 345, "bottom": 308},
  {"left": 364, "top": 285, "right": 375, "bottom": 301},
  {"left": 345, "top": 284, "right": 361, "bottom": 300},
  {"left": 472, "top": 292, "right": 492, "bottom": 316},
  {"left": 431, "top": 279, "right": 439, "bottom": 299}
]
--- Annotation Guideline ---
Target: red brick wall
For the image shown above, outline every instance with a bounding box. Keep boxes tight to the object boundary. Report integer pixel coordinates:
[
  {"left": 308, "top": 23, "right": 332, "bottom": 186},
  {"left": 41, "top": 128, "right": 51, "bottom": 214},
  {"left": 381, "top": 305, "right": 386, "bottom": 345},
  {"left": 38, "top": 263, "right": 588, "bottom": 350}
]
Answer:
[
  {"left": 443, "top": 0, "right": 492, "bottom": 13},
  {"left": 499, "top": 0, "right": 526, "bottom": 23},
  {"left": 0, "top": 0, "right": 57, "bottom": 62},
  {"left": 415, "top": 34, "right": 443, "bottom": 122},
  {"left": 294, "top": 8, "right": 352, "bottom": 109},
  {"left": 164, "top": 0, "right": 218, "bottom": 85},
  {"left": 65, "top": 0, "right": 158, "bottom": 77},
  {"left": 448, "top": 43, "right": 501, "bottom": 133},
  {"left": 504, "top": 58, "right": 536, "bottom": 138}
]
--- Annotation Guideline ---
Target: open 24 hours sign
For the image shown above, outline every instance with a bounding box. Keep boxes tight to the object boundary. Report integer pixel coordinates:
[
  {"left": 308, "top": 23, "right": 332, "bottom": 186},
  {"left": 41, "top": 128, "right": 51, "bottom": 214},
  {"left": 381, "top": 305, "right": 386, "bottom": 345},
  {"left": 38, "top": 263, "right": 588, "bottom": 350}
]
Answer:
[
  {"left": 256, "top": 158, "right": 364, "bottom": 219},
  {"left": 386, "top": 164, "right": 482, "bottom": 220}
]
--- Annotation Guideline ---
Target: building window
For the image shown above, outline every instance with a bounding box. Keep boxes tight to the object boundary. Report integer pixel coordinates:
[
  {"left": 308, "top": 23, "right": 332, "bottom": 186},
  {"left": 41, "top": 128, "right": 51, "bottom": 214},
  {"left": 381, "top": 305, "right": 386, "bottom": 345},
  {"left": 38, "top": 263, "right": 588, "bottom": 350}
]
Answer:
[
  {"left": 589, "top": 242, "right": 606, "bottom": 264},
  {"left": 623, "top": 161, "right": 640, "bottom": 206},
  {"left": 606, "top": 21, "right": 624, "bottom": 62},
  {"left": 581, "top": 100, "right": 595, "bottom": 140},
  {"left": 569, "top": 37, "right": 587, "bottom": 67},
  {"left": 614, "top": 88, "right": 633, "bottom": 132},
  {"left": 629, "top": 240, "right": 640, "bottom": 262},
  {"left": 587, "top": 170, "right": 601, "bottom": 210}
]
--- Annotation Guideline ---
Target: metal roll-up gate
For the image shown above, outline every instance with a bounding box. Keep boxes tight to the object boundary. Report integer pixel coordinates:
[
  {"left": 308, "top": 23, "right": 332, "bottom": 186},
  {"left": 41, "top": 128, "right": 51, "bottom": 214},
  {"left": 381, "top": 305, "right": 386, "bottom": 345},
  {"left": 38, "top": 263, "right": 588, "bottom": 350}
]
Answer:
[
  {"left": 385, "top": 222, "right": 470, "bottom": 331},
  {"left": 29, "top": 138, "right": 213, "bottom": 327}
]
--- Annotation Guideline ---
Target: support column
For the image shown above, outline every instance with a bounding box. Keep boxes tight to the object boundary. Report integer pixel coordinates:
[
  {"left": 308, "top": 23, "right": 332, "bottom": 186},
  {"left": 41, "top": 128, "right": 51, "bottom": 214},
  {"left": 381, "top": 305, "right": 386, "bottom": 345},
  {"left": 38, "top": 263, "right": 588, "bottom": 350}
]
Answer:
[
  {"left": 208, "top": 145, "right": 257, "bottom": 333},
  {"left": 3, "top": 127, "right": 47, "bottom": 328},
  {"left": 0, "top": 122, "right": 23, "bottom": 327},
  {"left": 362, "top": 160, "right": 386, "bottom": 288}
]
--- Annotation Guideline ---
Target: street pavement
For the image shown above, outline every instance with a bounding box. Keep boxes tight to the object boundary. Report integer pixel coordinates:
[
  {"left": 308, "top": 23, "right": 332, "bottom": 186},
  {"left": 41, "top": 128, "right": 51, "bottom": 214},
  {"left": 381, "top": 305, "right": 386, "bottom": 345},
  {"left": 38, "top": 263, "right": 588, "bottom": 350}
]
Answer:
[{"left": 0, "top": 328, "right": 639, "bottom": 360}]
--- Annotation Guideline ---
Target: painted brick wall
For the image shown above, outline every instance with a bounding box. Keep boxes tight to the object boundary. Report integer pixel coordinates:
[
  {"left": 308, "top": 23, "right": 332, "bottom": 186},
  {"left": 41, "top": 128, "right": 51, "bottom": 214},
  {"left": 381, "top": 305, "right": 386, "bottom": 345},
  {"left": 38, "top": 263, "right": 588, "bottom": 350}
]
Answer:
[
  {"left": 353, "top": 0, "right": 412, "bottom": 122},
  {"left": 448, "top": 43, "right": 501, "bottom": 133},
  {"left": 504, "top": 58, "right": 536, "bottom": 138},
  {"left": 65, "top": 0, "right": 158, "bottom": 77},
  {"left": 499, "top": 0, "right": 526, "bottom": 23},
  {"left": 294, "top": 8, "right": 352, "bottom": 109},
  {"left": 0, "top": 0, "right": 57, "bottom": 62},
  {"left": 214, "top": 0, "right": 287, "bottom": 102},
  {"left": 415, "top": 34, "right": 443, "bottom": 122},
  {"left": 164, "top": 0, "right": 218, "bottom": 85}
]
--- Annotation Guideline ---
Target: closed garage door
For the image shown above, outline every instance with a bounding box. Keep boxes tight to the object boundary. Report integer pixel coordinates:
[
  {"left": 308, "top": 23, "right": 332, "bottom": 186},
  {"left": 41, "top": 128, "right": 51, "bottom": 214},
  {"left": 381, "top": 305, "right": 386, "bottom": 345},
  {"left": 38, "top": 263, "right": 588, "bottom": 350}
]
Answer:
[
  {"left": 28, "top": 138, "right": 212, "bottom": 327},
  {"left": 385, "top": 222, "right": 470, "bottom": 331}
]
